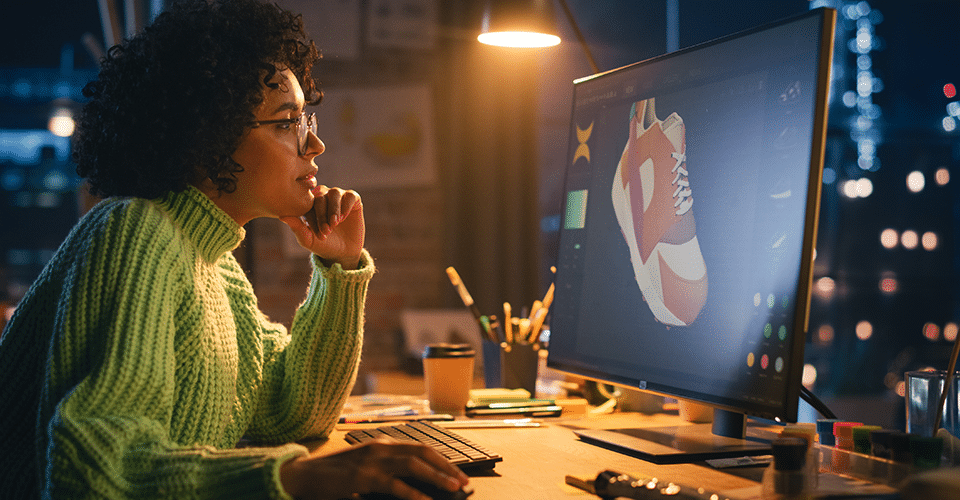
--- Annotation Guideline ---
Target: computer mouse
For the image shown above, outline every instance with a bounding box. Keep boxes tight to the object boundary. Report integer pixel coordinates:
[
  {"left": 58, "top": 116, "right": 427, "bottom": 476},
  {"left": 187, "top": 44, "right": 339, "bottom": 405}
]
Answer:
[{"left": 360, "top": 476, "right": 474, "bottom": 500}]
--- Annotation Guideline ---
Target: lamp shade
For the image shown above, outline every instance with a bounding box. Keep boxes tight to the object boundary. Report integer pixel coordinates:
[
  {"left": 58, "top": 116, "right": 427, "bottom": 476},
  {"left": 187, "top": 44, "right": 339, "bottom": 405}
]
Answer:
[{"left": 478, "top": 0, "right": 561, "bottom": 48}]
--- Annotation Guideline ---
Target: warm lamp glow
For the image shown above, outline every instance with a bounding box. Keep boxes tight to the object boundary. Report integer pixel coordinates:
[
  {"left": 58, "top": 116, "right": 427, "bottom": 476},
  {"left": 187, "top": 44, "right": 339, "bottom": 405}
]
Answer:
[
  {"left": 478, "top": 31, "right": 560, "bottom": 48},
  {"left": 478, "top": 0, "right": 599, "bottom": 73},
  {"left": 479, "top": 0, "right": 561, "bottom": 49}
]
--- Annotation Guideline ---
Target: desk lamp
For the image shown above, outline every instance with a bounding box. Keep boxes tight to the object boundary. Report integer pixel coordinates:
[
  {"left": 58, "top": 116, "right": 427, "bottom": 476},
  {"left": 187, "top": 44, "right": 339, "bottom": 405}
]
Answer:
[{"left": 478, "top": 0, "right": 599, "bottom": 74}]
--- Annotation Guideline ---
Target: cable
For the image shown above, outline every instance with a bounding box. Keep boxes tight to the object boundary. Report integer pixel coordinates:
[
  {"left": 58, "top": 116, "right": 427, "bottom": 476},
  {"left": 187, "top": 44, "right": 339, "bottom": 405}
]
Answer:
[{"left": 800, "top": 385, "right": 837, "bottom": 420}]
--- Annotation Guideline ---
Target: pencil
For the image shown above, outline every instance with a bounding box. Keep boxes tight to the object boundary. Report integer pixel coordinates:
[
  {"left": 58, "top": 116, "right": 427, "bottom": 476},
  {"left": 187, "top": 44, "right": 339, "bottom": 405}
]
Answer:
[
  {"left": 528, "top": 300, "right": 543, "bottom": 325},
  {"left": 517, "top": 318, "right": 531, "bottom": 343},
  {"left": 446, "top": 266, "right": 495, "bottom": 342},
  {"left": 542, "top": 282, "right": 555, "bottom": 310},
  {"left": 504, "top": 302, "right": 513, "bottom": 344},
  {"left": 528, "top": 307, "right": 547, "bottom": 344},
  {"left": 934, "top": 334, "right": 960, "bottom": 436}
]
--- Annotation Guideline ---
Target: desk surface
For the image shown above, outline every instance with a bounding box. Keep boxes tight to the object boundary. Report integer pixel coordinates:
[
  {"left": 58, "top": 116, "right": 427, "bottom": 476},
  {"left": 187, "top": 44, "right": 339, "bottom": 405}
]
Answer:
[{"left": 318, "top": 412, "right": 774, "bottom": 499}]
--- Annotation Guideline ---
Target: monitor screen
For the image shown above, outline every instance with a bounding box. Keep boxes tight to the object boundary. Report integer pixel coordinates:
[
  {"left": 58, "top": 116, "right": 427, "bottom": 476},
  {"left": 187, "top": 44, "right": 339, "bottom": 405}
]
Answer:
[{"left": 547, "top": 8, "right": 836, "bottom": 461}]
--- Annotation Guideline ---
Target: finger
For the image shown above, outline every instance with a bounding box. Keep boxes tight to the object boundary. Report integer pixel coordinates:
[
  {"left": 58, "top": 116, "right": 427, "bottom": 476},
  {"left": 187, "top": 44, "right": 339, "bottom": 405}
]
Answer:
[
  {"left": 340, "top": 189, "right": 362, "bottom": 220},
  {"left": 384, "top": 477, "right": 432, "bottom": 500},
  {"left": 311, "top": 185, "right": 330, "bottom": 223},
  {"left": 405, "top": 457, "right": 466, "bottom": 494},
  {"left": 383, "top": 444, "right": 467, "bottom": 491},
  {"left": 324, "top": 187, "right": 344, "bottom": 225},
  {"left": 278, "top": 216, "right": 315, "bottom": 245},
  {"left": 402, "top": 443, "right": 468, "bottom": 485},
  {"left": 303, "top": 210, "right": 320, "bottom": 236}
]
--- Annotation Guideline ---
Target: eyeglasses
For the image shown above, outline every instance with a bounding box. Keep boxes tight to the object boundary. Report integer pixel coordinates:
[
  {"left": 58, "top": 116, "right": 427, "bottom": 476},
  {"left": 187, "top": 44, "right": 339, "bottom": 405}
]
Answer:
[{"left": 249, "top": 111, "right": 317, "bottom": 155}]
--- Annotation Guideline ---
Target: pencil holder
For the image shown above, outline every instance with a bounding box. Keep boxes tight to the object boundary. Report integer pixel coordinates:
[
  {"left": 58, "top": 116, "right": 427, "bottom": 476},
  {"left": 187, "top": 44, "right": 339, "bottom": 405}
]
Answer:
[
  {"left": 482, "top": 340, "right": 538, "bottom": 395},
  {"left": 906, "top": 370, "right": 960, "bottom": 439}
]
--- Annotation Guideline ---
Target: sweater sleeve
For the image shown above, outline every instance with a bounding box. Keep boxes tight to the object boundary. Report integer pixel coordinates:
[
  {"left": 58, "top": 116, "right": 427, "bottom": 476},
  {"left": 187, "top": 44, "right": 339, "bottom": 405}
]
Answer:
[
  {"left": 40, "top": 201, "right": 308, "bottom": 500},
  {"left": 241, "top": 249, "right": 375, "bottom": 443}
]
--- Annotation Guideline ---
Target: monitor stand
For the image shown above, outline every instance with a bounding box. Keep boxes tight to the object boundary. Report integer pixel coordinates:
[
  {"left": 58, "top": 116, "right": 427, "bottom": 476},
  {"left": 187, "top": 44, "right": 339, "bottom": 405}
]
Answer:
[{"left": 573, "top": 408, "right": 774, "bottom": 464}]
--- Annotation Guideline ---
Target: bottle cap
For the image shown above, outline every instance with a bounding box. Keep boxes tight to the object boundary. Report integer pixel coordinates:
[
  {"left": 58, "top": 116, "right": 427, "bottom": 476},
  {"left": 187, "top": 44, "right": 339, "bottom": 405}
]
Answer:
[
  {"left": 851, "top": 425, "right": 882, "bottom": 453},
  {"left": 817, "top": 419, "right": 839, "bottom": 446},
  {"left": 887, "top": 431, "right": 912, "bottom": 462},
  {"left": 780, "top": 425, "right": 816, "bottom": 448},
  {"left": 869, "top": 429, "right": 897, "bottom": 458},
  {"left": 833, "top": 421, "right": 863, "bottom": 439},
  {"left": 772, "top": 437, "right": 808, "bottom": 471}
]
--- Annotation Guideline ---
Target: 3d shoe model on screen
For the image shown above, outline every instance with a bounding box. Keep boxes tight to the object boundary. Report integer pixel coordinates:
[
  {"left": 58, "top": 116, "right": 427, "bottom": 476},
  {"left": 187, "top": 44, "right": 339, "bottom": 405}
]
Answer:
[{"left": 611, "top": 98, "right": 708, "bottom": 326}]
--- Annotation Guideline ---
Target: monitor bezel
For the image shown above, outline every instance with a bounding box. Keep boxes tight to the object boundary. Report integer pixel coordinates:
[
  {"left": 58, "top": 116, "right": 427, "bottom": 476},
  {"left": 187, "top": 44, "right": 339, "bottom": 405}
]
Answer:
[{"left": 546, "top": 7, "right": 837, "bottom": 425}]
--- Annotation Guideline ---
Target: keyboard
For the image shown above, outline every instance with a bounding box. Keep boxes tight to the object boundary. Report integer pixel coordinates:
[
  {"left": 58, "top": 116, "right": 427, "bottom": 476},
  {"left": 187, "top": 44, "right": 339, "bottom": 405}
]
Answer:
[{"left": 344, "top": 420, "right": 502, "bottom": 471}]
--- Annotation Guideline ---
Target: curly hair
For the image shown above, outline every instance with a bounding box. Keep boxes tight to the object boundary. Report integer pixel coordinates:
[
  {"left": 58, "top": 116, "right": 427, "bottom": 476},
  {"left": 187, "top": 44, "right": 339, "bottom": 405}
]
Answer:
[{"left": 73, "top": 0, "right": 322, "bottom": 199}]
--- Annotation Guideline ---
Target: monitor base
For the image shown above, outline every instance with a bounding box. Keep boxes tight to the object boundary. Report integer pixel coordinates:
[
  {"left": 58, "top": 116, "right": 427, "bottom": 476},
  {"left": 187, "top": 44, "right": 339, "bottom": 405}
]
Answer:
[{"left": 574, "top": 421, "right": 774, "bottom": 465}]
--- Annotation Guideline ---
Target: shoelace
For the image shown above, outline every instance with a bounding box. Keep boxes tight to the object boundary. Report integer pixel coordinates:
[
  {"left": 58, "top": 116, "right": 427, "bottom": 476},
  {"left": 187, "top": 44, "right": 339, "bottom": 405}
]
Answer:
[{"left": 671, "top": 151, "right": 693, "bottom": 215}]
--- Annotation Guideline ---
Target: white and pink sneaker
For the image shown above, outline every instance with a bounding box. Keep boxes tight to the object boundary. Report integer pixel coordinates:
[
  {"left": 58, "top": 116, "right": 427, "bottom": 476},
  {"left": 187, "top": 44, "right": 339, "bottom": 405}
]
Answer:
[{"left": 611, "top": 98, "right": 708, "bottom": 326}]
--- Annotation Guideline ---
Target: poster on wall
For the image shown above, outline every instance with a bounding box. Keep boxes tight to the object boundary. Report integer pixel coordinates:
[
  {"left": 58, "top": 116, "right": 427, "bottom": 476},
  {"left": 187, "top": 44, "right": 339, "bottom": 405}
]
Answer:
[
  {"left": 314, "top": 85, "right": 437, "bottom": 189},
  {"left": 366, "top": 0, "right": 437, "bottom": 50},
  {"left": 276, "top": 0, "right": 361, "bottom": 60}
]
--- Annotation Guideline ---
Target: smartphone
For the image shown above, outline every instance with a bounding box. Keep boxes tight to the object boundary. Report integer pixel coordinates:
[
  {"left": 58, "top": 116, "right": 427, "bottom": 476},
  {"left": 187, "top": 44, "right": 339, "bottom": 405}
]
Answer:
[{"left": 464, "top": 405, "right": 562, "bottom": 417}]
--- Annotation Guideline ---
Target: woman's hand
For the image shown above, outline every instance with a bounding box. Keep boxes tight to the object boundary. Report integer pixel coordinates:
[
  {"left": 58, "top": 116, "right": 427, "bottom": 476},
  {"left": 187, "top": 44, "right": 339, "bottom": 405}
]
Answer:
[
  {"left": 280, "top": 185, "right": 365, "bottom": 270},
  {"left": 279, "top": 441, "right": 470, "bottom": 500}
]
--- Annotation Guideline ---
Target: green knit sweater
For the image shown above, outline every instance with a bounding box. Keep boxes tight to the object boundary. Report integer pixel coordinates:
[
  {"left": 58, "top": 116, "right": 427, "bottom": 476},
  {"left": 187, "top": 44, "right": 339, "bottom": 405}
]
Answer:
[{"left": 0, "top": 186, "right": 374, "bottom": 499}]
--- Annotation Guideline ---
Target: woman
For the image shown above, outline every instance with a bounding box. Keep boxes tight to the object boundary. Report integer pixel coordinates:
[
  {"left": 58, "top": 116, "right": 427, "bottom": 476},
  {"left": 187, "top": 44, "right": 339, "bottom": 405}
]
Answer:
[{"left": 0, "top": 1, "right": 468, "bottom": 499}]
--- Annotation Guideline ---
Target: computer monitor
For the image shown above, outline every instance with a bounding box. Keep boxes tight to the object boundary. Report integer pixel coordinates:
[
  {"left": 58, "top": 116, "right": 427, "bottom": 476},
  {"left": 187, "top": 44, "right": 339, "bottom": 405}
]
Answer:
[{"left": 547, "top": 8, "right": 836, "bottom": 464}]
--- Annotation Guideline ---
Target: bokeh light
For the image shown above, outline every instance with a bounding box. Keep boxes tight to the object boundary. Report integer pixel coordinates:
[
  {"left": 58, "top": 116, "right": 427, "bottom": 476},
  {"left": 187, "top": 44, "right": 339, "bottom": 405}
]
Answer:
[
  {"left": 935, "top": 168, "right": 950, "bottom": 186},
  {"left": 880, "top": 228, "right": 898, "bottom": 249},
  {"left": 856, "top": 320, "right": 873, "bottom": 340},
  {"left": 921, "top": 232, "right": 938, "bottom": 251},
  {"left": 817, "top": 324, "right": 835, "bottom": 344},
  {"left": 945, "top": 323, "right": 958, "bottom": 342},
  {"left": 906, "top": 171, "right": 925, "bottom": 192},
  {"left": 815, "top": 277, "right": 836, "bottom": 299},
  {"left": 802, "top": 364, "right": 817, "bottom": 388},
  {"left": 901, "top": 230, "right": 918, "bottom": 249},
  {"left": 946, "top": 83, "right": 957, "bottom": 99},
  {"left": 945, "top": 116, "right": 957, "bottom": 133},
  {"left": 879, "top": 276, "right": 897, "bottom": 294},
  {"left": 923, "top": 322, "right": 940, "bottom": 342}
]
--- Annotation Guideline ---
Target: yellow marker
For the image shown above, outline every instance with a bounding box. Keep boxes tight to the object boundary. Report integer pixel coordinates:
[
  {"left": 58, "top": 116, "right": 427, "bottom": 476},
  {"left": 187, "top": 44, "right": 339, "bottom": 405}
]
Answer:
[{"left": 504, "top": 302, "right": 514, "bottom": 344}]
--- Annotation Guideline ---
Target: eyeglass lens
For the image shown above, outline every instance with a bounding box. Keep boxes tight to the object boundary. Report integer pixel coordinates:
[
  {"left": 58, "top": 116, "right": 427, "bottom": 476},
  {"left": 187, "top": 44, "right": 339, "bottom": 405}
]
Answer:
[{"left": 298, "top": 112, "right": 317, "bottom": 154}]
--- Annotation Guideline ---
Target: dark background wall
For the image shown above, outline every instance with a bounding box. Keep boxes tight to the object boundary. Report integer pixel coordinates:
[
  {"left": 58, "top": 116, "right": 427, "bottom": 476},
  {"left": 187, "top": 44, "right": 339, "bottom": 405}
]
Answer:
[{"left": 2, "top": 0, "right": 958, "bottom": 423}]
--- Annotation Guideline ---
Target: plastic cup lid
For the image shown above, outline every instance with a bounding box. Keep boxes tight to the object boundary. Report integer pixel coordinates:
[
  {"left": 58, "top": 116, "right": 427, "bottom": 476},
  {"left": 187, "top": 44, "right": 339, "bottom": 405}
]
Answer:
[{"left": 423, "top": 343, "right": 475, "bottom": 358}]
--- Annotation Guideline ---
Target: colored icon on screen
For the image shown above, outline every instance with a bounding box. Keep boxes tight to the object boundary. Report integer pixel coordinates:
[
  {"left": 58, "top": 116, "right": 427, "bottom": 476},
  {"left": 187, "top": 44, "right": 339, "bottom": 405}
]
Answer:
[{"left": 564, "top": 190, "right": 588, "bottom": 229}]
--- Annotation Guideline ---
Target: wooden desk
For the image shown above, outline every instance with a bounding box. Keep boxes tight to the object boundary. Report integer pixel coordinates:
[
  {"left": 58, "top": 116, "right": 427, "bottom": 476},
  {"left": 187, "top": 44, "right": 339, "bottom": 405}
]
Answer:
[{"left": 319, "top": 412, "right": 771, "bottom": 499}]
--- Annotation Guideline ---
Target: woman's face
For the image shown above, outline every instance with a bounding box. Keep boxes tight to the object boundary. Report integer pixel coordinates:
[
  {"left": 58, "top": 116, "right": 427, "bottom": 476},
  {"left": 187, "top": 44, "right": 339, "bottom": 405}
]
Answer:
[{"left": 222, "top": 68, "right": 324, "bottom": 225}]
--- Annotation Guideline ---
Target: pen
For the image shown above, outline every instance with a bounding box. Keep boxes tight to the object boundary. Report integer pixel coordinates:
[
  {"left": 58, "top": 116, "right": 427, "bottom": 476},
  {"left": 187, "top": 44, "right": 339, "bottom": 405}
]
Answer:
[
  {"left": 465, "top": 405, "right": 562, "bottom": 417},
  {"left": 339, "top": 414, "right": 455, "bottom": 424},
  {"left": 437, "top": 418, "right": 542, "bottom": 429},
  {"left": 446, "top": 266, "right": 496, "bottom": 342},
  {"left": 345, "top": 405, "right": 415, "bottom": 417},
  {"left": 490, "top": 314, "right": 504, "bottom": 343}
]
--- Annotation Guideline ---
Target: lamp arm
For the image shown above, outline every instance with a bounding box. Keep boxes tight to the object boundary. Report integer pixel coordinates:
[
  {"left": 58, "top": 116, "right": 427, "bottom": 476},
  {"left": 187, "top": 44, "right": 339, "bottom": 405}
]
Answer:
[{"left": 556, "top": 0, "right": 600, "bottom": 74}]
